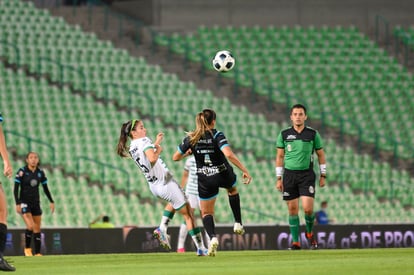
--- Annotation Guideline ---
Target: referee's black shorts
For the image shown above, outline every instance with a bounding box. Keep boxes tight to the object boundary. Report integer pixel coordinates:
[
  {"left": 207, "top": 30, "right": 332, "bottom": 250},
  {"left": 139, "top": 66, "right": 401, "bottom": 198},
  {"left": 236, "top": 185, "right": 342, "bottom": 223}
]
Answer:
[{"left": 282, "top": 169, "right": 316, "bottom": 201}]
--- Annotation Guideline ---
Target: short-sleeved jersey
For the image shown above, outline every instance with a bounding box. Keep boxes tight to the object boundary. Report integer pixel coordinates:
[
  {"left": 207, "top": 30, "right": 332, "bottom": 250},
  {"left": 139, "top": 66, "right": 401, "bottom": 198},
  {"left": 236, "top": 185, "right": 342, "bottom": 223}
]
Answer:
[
  {"left": 183, "top": 155, "right": 198, "bottom": 196},
  {"left": 129, "top": 137, "right": 171, "bottom": 186},
  {"left": 14, "top": 166, "right": 47, "bottom": 204},
  {"left": 276, "top": 126, "right": 323, "bottom": 171},
  {"left": 177, "top": 129, "right": 231, "bottom": 176}
]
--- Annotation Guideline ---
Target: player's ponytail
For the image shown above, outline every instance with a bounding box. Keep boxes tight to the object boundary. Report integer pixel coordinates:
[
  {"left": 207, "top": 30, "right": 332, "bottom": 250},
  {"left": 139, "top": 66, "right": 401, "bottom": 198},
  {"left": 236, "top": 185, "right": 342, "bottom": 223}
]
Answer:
[
  {"left": 189, "top": 109, "right": 216, "bottom": 146},
  {"left": 116, "top": 121, "right": 131, "bottom": 157}
]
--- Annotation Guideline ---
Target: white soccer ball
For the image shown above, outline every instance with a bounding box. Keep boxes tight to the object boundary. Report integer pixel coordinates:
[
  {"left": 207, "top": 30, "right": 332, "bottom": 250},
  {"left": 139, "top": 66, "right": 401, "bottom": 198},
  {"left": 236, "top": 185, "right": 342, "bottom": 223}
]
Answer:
[{"left": 212, "top": 50, "right": 235, "bottom": 72}]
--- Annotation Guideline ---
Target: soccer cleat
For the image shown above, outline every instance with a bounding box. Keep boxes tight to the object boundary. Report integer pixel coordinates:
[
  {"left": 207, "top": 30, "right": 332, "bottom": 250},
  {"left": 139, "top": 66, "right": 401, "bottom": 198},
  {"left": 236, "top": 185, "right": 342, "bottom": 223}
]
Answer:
[
  {"left": 306, "top": 232, "right": 318, "bottom": 250},
  {"left": 233, "top": 223, "right": 245, "bottom": 235},
  {"left": 153, "top": 227, "right": 171, "bottom": 250},
  {"left": 177, "top": 248, "right": 186, "bottom": 253},
  {"left": 208, "top": 237, "right": 219, "bottom": 257},
  {"left": 0, "top": 257, "right": 16, "bottom": 271},
  {"left": 24, "top": 248, "right": 33, "bottom": 256},
  {"left": 196, "top": 248, "right": 208, "bottom": 256},
  {"left": 288, "top": 242, "right": 301, "bottom": 250},
  {"left": 34, "top": 253, "right": 43, "bottom": 256}
]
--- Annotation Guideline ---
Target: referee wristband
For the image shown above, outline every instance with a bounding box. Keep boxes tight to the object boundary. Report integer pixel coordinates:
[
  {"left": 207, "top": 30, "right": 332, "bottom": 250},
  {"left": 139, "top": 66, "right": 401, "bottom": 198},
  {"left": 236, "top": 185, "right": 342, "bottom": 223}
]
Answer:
[
  {"left": 320, "top": 164, "right": 326, "bottom": 175},
  {"left": 275, "top": 167, "right": 284, "bottom": 178}
]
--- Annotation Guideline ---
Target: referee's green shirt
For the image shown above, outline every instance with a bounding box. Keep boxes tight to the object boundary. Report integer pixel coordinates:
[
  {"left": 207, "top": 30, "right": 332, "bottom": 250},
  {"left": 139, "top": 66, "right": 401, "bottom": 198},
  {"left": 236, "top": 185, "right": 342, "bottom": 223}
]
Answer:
[{"left": 276, "top": 126, "right": 323, "bottom": 171}]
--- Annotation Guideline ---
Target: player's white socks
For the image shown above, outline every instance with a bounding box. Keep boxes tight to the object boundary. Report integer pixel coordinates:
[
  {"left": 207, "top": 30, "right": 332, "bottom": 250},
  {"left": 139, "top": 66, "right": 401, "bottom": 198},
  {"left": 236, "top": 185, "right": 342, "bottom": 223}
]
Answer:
[
  {"left": 191, "top": 232, "right": 205, "bottom": 250},
  {"left": 177, "top": 223, "right": 188, "bottom": 250},
  {"left": 159, "top": 216, "right": 170, "bottom": 232}
]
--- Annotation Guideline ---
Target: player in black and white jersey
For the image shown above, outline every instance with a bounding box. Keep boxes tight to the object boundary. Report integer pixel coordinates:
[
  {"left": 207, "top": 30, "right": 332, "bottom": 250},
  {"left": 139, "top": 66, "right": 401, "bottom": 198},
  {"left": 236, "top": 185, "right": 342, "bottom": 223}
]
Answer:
[
  {"left": 117, "top": 119, "right": 208, "bottom": 256},
  {"left": 173, "top": 109, "right": 252, "bottom": 257},
  {"left": 14, "top": 152, "right": 55, "bottom": 256},
  {"left": 0, "top": 113, "right": 15, "bottom": 271}
]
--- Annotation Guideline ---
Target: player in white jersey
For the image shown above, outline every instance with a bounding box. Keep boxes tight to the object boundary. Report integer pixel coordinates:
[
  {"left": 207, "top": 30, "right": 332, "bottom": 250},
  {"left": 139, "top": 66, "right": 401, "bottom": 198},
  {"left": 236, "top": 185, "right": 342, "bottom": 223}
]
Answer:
[
  {"left": 176, "top": 155, "right": 208, "bottom": 252},
  {"left": 117, "top": 119, "right": 207, "bottom": 256}
]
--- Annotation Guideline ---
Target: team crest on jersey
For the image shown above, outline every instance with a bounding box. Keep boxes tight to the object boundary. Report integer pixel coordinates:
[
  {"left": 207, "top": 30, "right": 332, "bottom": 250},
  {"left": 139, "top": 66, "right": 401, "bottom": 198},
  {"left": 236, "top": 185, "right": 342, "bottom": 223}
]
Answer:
[
  {"left": 287, "top": 144, "right": 292, "bottom": 152},
  {"left": 309, "top": 186, "right": 315, "bottom": 194},
  {"left": 30, "top": 179, "right": 38, "bottom": 187}
]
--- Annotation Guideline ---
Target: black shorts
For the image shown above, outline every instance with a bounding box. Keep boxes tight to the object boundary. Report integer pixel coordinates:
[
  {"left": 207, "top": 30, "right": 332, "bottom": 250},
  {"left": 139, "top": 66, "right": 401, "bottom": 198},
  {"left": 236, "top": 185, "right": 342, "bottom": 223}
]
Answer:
[
  {"left": 198, "top": 166, "right": 237, "bottom": 200},
  {"left": 21, "top": 201, "right": 42, "bottom": 216},
  {"left": 282, "top": 169, "right": 316, "bottom": 201}
]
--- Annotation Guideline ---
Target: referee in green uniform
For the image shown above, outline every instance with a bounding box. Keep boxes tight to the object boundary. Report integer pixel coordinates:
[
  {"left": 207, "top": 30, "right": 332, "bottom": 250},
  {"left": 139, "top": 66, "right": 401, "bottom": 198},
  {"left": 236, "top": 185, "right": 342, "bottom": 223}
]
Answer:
[{"left": 275, "top": 104, "right": 326, "bottom": 250}]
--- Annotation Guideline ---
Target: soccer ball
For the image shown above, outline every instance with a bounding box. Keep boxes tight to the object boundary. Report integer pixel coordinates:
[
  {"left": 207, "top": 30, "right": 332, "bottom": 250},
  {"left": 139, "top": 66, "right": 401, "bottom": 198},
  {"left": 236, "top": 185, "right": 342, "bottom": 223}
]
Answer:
[{"left": 212, "top": 50, "right": 235, "bottom": 72}]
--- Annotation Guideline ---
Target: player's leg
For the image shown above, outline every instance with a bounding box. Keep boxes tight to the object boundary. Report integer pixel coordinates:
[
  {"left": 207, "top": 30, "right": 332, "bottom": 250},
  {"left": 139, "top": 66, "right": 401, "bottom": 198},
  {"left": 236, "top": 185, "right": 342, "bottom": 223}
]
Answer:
[
  {"left": 196, "top": 199, "right": 210, "bottom": 248},
  {"left": 176, "top": 221, "right": 187, "bottom": 252},
  {"left": 177, "top": 193, "right": 204, "bottom": 253},
  {"left": 227, "top": 186, "right": 244, "bottom": 235},
  {"left": 152, "top": 203, "right": 174, "bottom": 251},
  {"left": 178, "top": 202, "right": 207, "bottom": 255},
  {"left": 21, "top": 211, "right": 35, "bottom": 256},
  {"left": 0, "top": 185, "right": 15, "bottom": 271},
  {"left": 150, "top": 183, "right": 176, "bottom": 250},
  {"left": 32, "top": 215, "right": 42, "bottom": 255},
  {"left": 286, "top": 198, "right": 301, "bottom": 249},
  {"left": 299, "top": 171, "right": 317, "bottom": 249},
  {"left": 200, "top": 198, "right": 219, "bottom": 256},
  {"left": 302, "top": 196, "right": 318, "bottom": 249},
  {"left": 159, "top": 203, "right": 175, "bottom": 233},
  {"left": 282, "top": 171, "right": 301, "bottom": 250}
]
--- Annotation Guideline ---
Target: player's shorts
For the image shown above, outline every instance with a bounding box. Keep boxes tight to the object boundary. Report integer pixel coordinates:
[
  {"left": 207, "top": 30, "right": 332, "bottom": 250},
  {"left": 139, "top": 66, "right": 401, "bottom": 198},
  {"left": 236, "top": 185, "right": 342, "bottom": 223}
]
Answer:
[
  {"left": 197, "top": 166, "right": 237, "bottom": 200},
  {"left": 20, "top": 202, "right": 43, "bottom": 216},
  {"left": 150, "top": 177, "right": 187, "bottom": 210},
  {"left": 282, "top": 169, "right": 316, "bottom": 201}
]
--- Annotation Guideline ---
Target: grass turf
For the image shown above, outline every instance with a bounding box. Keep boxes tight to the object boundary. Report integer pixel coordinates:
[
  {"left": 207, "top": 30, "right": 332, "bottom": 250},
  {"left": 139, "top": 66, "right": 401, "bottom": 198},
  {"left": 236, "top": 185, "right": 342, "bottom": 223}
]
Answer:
[{"left": 6, "top": 248, "right": 414, "bottom": 275}]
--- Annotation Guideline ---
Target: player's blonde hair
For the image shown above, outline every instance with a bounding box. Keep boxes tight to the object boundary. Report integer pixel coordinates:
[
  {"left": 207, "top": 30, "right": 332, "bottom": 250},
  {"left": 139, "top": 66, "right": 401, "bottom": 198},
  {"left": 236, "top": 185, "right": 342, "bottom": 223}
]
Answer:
[{"left": 188, "top": 109, "right": 216, "bottom": 146}]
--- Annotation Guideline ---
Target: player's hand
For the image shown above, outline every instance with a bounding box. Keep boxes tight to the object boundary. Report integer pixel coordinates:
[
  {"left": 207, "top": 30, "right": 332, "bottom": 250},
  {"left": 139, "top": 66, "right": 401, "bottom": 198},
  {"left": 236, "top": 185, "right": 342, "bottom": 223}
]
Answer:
[
  {"left": 50, "top": 203, "right": 55, "bottom": 214},
  {"left": 3, "top": 161, "right": 12, "bottom": 179},
  {"left": 15, "top": 205, "right": 21, "bottom": 215},
  {"left": 242, "top": 173, "right": 252, "bottom": 184},
  {"left": 155, "top": 132, "right": 164, "bottom": 144},
  {"left": 319, "top": 177, "right": 326, "bottom": 188},
  {"left": 276, "top": 179, "right": 283, "bottom": 192}
]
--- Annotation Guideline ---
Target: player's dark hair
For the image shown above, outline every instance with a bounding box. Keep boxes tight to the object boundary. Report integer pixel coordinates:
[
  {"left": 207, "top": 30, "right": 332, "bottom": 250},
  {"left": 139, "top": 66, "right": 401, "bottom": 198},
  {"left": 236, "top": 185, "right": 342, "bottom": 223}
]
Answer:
[
  {"left": 25, "top": 151, "right": 41, "bottom": 167},
  {"left": 103, "top": 216, "right": 110, "bottom": 222},
  {"left": 291, "top": 104, "right": 307, "bottom": 115},
  {"left": 116, "top": 120, "right": 139, "bottom": 158},
  {"left": 188, "top": 109, "right": 216, "bottom": 146}
]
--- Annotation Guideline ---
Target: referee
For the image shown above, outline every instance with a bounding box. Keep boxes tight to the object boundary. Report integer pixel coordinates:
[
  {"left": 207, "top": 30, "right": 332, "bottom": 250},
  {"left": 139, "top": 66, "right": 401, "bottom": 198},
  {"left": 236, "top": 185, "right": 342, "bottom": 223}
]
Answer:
[{"left": 275, "top": 104, "right": 326, "bottom": 250}]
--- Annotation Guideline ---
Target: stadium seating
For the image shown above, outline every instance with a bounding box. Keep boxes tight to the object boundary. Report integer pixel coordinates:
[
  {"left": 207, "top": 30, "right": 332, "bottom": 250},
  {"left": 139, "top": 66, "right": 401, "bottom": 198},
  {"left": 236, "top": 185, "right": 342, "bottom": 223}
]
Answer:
[
  {"left": 1, "top": 0, "right": 413, "bottom": 226},
  {"left": 155, "top": 25, "right": 414, "bottom": 160}
]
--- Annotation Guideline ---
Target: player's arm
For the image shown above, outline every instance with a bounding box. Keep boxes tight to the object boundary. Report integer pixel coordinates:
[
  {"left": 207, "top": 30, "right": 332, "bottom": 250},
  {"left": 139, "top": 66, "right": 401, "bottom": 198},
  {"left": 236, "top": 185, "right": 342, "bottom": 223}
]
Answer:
[
  {"left": 316, "top": 148, "right": 326, "bottom": 187},
  {"left": 221, "top": 146, "right": 251, "bottom": 184},
  {"left": 275, "top": 148, "right": 285, "bottom": 191},
  {"left": 145, "top": 133, "right": 164, "bottom": 166},
  {"left": 0, "top": 124, "right": 12, "bottom": 178},
  {"left": 13, "top": 178, "right": 21, "bottom": 214},
  {"left": 41, "top": 179, "right": 55, "bottom": 213},
  {"left": 145, "top": 145, "right": 162, "bottom": 166},
  {"left": 180, "top": 169, "right": 189, "bottom": 189},
  {"left": 172, "top": 140, "right": 191, "bottom": 161}
]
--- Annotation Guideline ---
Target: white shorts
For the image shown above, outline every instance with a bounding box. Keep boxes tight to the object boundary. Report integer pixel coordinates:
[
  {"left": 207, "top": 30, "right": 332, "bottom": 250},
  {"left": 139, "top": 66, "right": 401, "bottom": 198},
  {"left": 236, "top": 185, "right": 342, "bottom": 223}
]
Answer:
[
  {"left": 149, "top": 178, "right": 187, "bottom": 210},
  {"left": 186, "top": 193, "right": 201, "bottom": 210}
]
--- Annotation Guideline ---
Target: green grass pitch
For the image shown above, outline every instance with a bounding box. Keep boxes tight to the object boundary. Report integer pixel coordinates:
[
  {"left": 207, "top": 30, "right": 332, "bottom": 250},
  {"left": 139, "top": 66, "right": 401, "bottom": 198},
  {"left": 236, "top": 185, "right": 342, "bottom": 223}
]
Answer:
[{"left": 7, "top": 248, "right": 414, "bottom": 275}]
